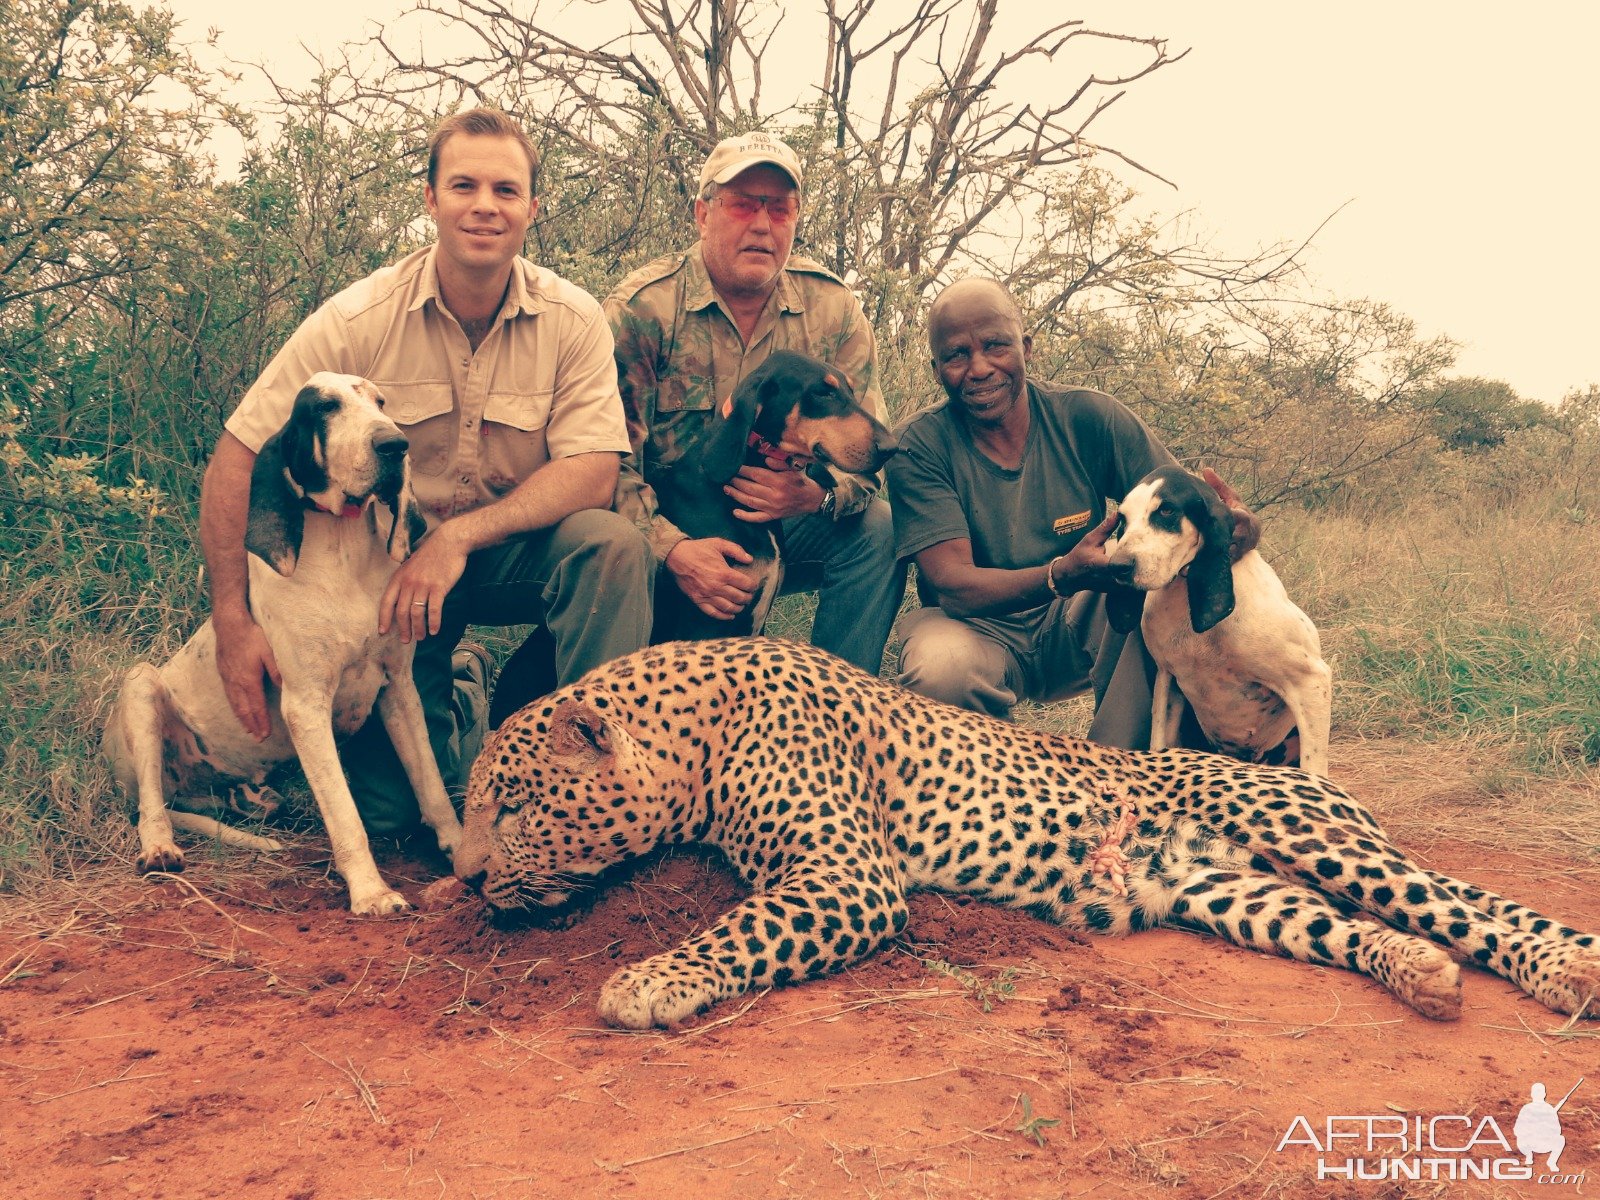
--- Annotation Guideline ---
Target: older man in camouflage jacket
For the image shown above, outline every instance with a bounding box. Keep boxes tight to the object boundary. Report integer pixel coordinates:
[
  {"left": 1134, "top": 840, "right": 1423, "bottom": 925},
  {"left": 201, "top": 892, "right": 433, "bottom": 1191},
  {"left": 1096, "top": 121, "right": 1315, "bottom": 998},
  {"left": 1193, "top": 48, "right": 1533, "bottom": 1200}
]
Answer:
[{"left": 604, "top": 133, "right": 904, "bottom": 673}]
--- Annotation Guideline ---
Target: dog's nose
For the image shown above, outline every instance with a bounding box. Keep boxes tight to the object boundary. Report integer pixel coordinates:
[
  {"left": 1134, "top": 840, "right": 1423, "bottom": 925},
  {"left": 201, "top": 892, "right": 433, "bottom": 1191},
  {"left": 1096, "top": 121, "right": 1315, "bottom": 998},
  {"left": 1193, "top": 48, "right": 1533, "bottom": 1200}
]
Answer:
[
  {"left": 1105, "top": 561, "right": 1136, "bottom": 586},
  {"left": 374, "top": 433, "right": 409, "bottom": 458},
  {"left": 869, "top": 430, "right": 898, "bottom": 469}
]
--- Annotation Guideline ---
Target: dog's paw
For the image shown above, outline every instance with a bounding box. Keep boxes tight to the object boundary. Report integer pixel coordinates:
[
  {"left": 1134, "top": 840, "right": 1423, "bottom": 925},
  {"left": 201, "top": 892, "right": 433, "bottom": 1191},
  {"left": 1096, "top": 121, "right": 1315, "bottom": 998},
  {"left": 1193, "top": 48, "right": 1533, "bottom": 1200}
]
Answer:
[
  {"left": 432, "top": 818, "right": 464, "bottom": 861},
  {"left": 136, "top": 842, "right": 186, "bottom": 875},
  {"left": 349, "top": 887, "right": 412, "bottom": 916},
  {"left": 598, "top": 960, "right": 720, "bottom": 1030}
]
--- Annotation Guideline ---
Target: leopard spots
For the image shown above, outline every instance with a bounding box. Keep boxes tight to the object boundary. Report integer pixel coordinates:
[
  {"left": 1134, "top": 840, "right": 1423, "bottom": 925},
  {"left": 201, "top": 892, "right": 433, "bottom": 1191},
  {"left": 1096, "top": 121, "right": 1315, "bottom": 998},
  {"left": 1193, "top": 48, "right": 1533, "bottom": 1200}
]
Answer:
[{"left": 454, "top": 639, "right": 1600, "bottom": 1030}]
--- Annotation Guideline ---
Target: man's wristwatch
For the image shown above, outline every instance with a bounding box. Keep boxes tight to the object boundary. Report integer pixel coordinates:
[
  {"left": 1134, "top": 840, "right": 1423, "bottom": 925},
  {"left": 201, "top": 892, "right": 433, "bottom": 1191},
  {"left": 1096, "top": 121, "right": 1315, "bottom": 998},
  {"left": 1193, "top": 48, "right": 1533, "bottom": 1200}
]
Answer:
[{"left": 816, "top": 488, "right": 837, "bottom": 518}]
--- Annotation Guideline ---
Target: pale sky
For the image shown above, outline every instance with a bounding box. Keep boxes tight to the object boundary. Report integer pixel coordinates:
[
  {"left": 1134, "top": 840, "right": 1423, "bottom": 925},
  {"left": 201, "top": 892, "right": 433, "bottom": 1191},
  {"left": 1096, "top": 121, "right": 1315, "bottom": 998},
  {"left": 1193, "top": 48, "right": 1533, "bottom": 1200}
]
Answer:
[{"left": 164, "top": 0, "right": 1599, "bottom": 405}]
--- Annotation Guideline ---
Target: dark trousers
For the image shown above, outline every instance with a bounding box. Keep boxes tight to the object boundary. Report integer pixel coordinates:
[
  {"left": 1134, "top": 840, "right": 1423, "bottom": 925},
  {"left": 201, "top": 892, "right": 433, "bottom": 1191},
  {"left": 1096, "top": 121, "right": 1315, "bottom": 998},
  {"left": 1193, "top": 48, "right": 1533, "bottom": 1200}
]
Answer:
[{"left": 341, "top": 509, "right": 653, "bottom": 834}]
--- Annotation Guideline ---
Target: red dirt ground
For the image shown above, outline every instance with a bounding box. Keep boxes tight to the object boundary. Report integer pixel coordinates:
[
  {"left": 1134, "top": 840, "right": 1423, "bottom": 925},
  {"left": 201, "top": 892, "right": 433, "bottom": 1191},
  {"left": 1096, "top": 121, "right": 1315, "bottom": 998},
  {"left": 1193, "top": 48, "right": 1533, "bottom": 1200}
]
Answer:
[{"left": 2, "top": 742, "right": 1596, "bottom": 1199}]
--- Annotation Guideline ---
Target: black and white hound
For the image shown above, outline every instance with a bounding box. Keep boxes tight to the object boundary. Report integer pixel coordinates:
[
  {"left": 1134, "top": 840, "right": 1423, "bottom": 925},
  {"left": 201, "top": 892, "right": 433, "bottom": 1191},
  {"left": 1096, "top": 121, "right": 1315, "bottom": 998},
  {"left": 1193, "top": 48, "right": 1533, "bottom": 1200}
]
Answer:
[
  {"left": 103, "top": 373, "right": 463, "bottom": 914},
  {"left": 1105, "top": 465, "right": 1333, "bottom": 777},
  {"left": 650, "top": 349, "right": 897, "bottom": 639}
]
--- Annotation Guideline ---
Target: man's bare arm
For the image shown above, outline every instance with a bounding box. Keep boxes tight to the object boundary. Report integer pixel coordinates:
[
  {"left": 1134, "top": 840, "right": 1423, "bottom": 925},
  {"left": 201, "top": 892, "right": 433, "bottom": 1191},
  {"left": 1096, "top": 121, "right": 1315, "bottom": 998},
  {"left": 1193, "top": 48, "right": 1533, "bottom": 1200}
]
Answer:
[
  {"left": 381, "top": 451, "right": 622, "bottom": 642},
  {"left": 914, "top": 512, "right": 1123, "bottom": 619},
  {"left": 198, "top": 431, "right": 281, "bottom": 739}
]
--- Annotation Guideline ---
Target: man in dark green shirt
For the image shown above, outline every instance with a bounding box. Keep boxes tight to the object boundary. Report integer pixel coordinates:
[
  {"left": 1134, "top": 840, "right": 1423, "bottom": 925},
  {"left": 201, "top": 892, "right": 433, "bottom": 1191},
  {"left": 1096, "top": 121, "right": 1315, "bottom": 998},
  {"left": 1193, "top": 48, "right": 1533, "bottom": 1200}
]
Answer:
[{"left": 887, "top": 278, "right": 1256, "bottom": 747}]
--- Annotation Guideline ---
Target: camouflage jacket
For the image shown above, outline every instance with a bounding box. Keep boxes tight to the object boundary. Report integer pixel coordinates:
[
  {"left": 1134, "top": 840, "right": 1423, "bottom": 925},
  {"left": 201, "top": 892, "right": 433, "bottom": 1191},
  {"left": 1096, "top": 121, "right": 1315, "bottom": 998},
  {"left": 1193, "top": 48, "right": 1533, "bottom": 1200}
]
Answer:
[{"left": 604, "top": 244, "right": 888, "bottom": 561}]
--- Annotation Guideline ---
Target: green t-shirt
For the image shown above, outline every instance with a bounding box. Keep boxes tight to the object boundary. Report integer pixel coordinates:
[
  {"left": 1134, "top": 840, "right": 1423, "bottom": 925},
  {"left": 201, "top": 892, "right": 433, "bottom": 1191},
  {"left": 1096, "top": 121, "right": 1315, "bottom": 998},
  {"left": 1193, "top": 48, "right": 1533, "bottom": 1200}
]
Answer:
[{"left": 888, "top": 382, "right": 1173, "bottom": 576}]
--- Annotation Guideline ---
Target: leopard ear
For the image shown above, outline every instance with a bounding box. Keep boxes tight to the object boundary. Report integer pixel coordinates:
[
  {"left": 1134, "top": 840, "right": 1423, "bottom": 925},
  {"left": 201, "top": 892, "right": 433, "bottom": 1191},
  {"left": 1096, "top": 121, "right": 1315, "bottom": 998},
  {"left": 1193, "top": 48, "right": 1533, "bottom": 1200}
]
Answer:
[{"left": 549, "top": 699, "right": 613, "bottom": 758}]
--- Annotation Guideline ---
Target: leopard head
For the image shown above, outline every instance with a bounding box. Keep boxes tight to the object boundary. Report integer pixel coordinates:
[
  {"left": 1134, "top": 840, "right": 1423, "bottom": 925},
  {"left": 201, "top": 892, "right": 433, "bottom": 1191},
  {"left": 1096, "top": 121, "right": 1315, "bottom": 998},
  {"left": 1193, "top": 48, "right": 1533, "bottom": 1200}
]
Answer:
[{"left": 455, "top": 695, "right": 669, "bottom": 913}]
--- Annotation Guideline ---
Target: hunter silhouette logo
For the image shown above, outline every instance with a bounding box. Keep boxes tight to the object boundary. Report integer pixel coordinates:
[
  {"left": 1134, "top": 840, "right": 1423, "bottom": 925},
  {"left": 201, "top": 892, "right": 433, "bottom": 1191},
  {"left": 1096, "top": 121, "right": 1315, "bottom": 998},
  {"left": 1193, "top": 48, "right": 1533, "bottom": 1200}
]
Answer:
[{"left": 1515, "top": 1078, "right": 1582, "bottom": 1172}]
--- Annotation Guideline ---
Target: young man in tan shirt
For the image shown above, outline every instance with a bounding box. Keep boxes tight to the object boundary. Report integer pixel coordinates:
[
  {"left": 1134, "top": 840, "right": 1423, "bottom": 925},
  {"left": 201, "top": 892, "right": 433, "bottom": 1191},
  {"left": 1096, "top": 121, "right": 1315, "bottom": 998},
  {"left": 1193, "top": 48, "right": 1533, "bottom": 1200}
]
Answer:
[{"left": 203, "top": 108, "right": 652, "bottom": 833}]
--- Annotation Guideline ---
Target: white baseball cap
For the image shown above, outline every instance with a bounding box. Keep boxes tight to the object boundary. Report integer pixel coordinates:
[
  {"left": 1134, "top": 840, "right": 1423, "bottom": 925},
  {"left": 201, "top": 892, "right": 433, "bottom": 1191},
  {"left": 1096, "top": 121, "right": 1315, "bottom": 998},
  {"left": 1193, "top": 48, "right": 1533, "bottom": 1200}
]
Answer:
[{"left": 698, "top": 132, "right": 803, "bottom": 193}]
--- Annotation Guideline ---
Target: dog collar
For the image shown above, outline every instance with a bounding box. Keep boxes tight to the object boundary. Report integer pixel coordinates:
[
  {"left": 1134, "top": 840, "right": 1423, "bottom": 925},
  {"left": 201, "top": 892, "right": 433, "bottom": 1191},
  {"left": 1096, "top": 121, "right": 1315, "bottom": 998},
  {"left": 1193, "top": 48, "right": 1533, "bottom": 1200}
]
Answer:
[{"left": 746, "top": 431, "right": 813, "bottom": 471}]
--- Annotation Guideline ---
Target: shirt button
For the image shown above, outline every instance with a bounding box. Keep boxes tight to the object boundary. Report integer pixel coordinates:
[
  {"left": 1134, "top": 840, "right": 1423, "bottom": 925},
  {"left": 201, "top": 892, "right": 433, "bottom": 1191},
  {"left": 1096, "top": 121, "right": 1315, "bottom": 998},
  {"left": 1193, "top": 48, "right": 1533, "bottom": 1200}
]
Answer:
[{"left": 460, "top": 474, "right": 471, "bottom": 484}]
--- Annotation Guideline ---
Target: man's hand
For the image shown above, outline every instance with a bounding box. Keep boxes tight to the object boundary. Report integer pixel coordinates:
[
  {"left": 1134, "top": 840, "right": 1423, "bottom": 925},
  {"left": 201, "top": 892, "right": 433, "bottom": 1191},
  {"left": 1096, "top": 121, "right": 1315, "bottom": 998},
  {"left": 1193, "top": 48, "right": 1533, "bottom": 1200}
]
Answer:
[
  {"left": 1051, "top": 510, "right": 1124, "bottom": 594},
  {"left": 665, "top": 537, "right": 758, "bottom": 619},
  {"left": 380, "top": 524, "right": 470, "bottom": 643},
  {"left": 1201, "top": 467, "right": 1260, "bottom": 561},
  {"left": 726, "top": 459, "right": 826, "bottom": 523},
  {"left": 213, "top": 615, "right": 282, "bottom": 741}
]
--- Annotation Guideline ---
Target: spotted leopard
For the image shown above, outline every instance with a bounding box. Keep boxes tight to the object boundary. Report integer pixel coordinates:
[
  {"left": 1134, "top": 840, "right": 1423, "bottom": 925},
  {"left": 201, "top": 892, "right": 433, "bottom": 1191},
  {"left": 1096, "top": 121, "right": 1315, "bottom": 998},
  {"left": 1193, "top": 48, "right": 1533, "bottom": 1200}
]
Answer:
[{"left": 454, "top": 639, "right": 1600, "bottom": 1030}]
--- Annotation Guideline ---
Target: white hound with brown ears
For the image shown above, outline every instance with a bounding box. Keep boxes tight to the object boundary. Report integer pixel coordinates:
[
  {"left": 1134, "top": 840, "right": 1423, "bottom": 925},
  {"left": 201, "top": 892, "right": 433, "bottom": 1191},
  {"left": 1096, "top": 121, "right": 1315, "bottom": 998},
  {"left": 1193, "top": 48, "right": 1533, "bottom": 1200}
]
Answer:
[
  {"left": 1104, "top": 465, "right": 1333, "bottom": 777},
  {"left": 103, "top": 373, "right": 463, "bottom": 914}
]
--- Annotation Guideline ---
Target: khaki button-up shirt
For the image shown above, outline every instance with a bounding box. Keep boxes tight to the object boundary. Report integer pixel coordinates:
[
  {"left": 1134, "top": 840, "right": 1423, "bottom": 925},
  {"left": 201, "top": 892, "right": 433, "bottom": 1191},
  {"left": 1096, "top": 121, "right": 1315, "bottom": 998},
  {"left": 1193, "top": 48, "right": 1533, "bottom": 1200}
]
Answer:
[
  {"left": 604, "top": 245, "right": 888, "bottom": 561},
  {"left": 227, "top": 246, "right": 631, "bottom": 528}
]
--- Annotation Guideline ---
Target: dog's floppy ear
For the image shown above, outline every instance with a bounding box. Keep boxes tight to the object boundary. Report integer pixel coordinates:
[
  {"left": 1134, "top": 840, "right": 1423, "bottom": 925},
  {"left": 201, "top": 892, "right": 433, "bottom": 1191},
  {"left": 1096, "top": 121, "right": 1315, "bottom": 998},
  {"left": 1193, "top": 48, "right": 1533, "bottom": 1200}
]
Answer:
[
  {"left": 1105, "top": 586, "right": 1146, "bottom": 634},
  {"left": 244, "top": 432, "right": 305, "bottom": 577},
  {"left": 377, "top": 456, "right": 427, "bottom": 563},
  {"left": 276, "top": 386, "right": 329, "bottom": 497},
  {"left": 1184, "top": 482, "right": 1236, "bottom": 633},
  {"left": 700, "top": 372, "right": 765, "bottom": 483}
]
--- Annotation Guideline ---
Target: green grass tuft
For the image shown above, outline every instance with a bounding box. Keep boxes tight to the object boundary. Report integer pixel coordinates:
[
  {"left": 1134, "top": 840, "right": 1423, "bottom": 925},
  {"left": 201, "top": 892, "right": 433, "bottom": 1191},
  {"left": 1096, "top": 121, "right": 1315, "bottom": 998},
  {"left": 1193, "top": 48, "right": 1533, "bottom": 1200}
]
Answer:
[{"left": 1270, "top": 495, "right": 1600, "bottom": 775}]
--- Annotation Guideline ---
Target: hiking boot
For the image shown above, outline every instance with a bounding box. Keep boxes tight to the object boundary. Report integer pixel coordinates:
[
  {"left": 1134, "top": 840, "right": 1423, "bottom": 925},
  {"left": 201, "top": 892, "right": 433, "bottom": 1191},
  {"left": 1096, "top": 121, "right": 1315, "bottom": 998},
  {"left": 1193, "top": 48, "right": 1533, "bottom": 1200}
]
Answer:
[
  {"left": 450, "top": 641, "right": 495, "bottom": 788},
  {"left": 452, "top": 640, "right": 496, "bottom": 696}
]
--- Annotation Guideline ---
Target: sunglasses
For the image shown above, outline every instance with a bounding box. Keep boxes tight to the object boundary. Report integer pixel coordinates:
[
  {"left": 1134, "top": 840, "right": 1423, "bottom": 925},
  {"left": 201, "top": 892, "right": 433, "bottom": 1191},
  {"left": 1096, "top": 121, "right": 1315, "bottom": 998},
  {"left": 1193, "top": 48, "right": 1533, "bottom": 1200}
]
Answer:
[{"left": 714, "top": 191, "right": 799, "bottom": 224}]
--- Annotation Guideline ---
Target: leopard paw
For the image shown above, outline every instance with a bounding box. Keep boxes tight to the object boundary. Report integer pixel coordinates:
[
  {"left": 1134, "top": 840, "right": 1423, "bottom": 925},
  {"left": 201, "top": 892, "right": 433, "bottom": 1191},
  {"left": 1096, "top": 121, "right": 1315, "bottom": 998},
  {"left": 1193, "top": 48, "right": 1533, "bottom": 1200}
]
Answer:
[
  {"left": 226, "top": 782, "right": 284, "bottom": 820},
  {"left": 1380, "top": 933, "right": 1462, "bottom": 1021},
  {"left": 1541, "top": 953, "right": 1600, "bottom": 1018},
  {"left": 598, "top": 961, "right": 719, "bottom": 1030}
]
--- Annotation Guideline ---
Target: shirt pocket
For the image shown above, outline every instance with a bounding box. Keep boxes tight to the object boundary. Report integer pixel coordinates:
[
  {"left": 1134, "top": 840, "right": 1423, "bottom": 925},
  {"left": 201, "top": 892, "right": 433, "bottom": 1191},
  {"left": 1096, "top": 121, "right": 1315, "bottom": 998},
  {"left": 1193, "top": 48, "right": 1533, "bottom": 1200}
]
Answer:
[
  {"left": 376, "top": 381, "right": 454, "bottom": 477},
  {"left": 648, "top": 375, "right": 716, "bottom": 474},
  {"left": 481, "top": 390, "right": 553, "bottom": 492},
  {"left": 655, "top": 375, "right": 714, "bottom": 413}
]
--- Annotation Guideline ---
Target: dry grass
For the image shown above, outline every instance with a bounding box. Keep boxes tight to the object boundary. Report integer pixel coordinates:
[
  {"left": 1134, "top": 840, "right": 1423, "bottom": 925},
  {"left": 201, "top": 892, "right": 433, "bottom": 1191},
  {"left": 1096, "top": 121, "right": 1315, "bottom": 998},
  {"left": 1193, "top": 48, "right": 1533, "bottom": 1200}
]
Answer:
[
  {"left": 4, "top": 632, "right": 143, "bottom": 889},
  {"left": 1268, "top": 498, "right": 1600, "bottom": 771},
  {"left": 1330, "top": 734, "right": 1600, "bottom": 866}
]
